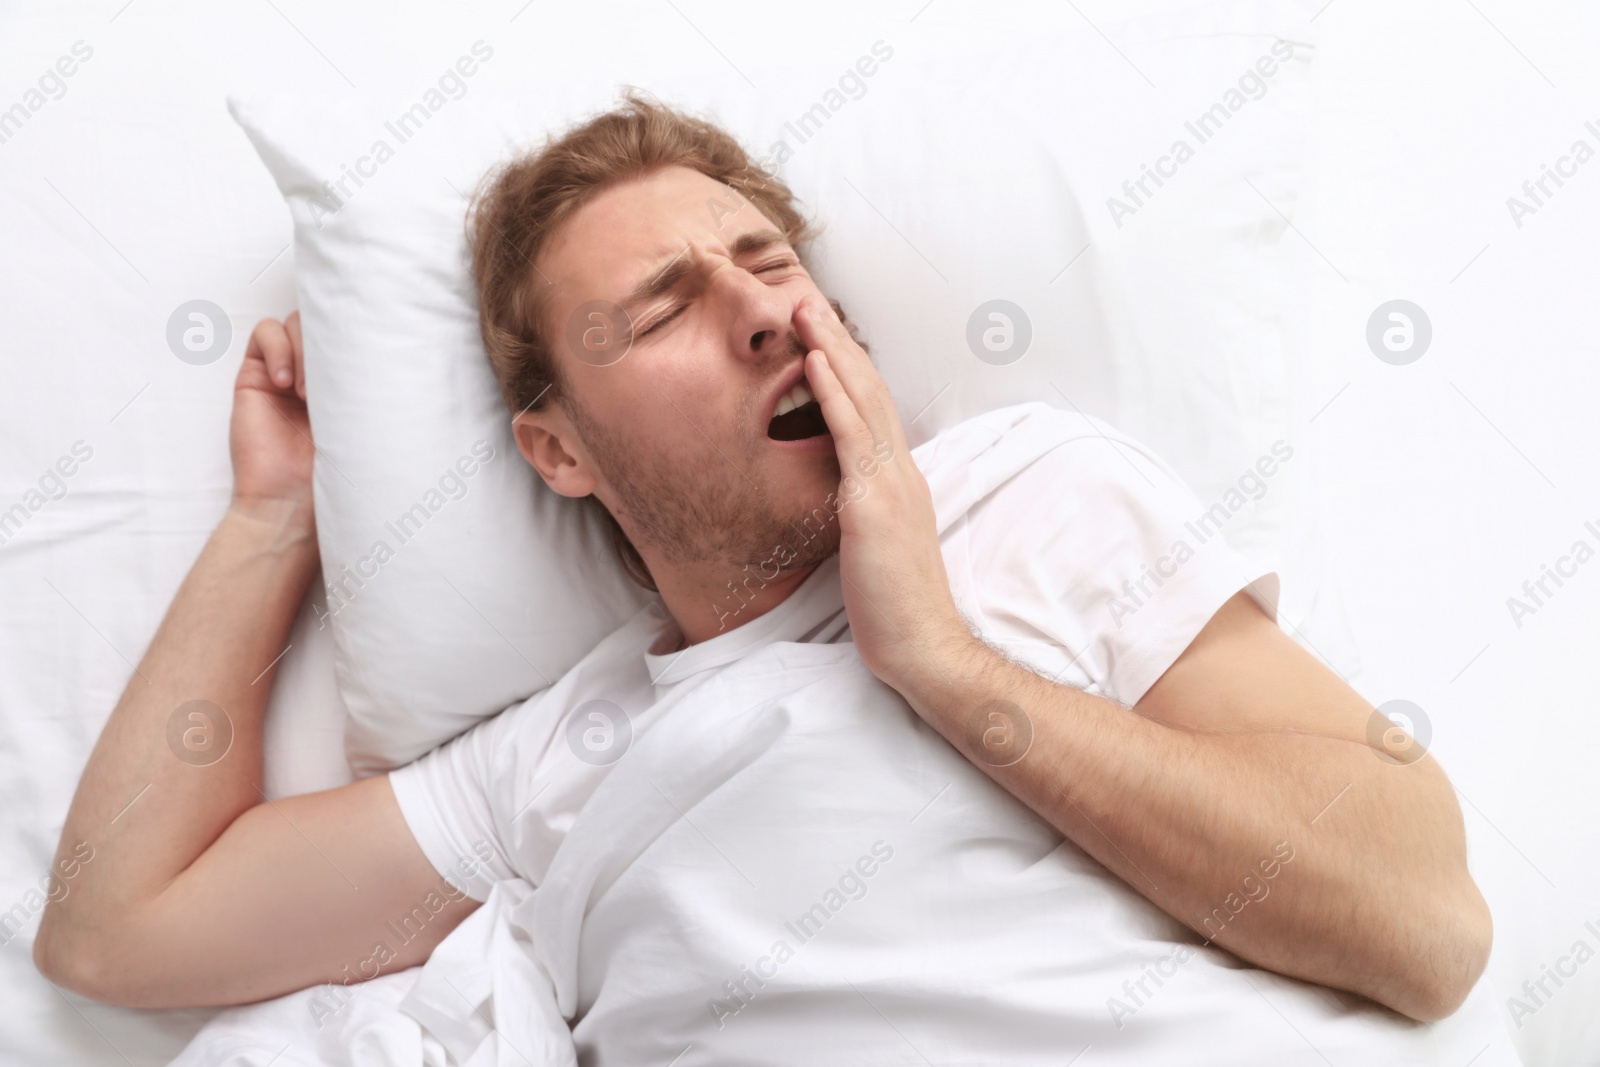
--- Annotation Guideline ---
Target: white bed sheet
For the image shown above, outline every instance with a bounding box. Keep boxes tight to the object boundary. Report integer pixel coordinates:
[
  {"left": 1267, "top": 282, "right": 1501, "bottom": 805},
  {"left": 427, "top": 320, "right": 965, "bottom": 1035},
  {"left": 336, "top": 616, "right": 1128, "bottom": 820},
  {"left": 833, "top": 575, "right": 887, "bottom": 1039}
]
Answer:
[
  {"left": 2, "top": 1, "right": 1596, "bottom": 1065},
  {"left": 1300, "top": 5, "right": 1600, "bottom": 1065}
]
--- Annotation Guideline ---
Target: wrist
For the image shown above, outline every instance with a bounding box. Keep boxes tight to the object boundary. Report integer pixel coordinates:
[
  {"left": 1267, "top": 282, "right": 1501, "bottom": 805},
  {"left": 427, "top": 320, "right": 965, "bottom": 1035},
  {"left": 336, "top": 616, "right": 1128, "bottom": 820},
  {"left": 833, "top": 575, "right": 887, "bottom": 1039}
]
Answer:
[{"left": 224, "top": 494, "right": 319, "bottom": 560}]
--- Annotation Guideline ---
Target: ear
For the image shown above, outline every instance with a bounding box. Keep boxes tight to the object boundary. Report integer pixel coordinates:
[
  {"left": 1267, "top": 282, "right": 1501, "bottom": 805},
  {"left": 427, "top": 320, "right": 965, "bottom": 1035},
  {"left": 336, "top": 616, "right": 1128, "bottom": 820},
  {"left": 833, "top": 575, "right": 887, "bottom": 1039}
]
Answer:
[{"left": 512, "top": 407, "right": 597, "bottom": 499}]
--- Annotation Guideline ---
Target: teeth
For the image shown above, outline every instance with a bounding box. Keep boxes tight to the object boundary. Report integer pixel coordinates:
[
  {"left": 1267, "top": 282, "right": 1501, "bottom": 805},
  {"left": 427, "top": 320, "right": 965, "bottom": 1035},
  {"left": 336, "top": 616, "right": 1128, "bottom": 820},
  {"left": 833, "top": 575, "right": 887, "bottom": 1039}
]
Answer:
[{"left": 773, "top": 381, "right": 816, "bottom": 417}]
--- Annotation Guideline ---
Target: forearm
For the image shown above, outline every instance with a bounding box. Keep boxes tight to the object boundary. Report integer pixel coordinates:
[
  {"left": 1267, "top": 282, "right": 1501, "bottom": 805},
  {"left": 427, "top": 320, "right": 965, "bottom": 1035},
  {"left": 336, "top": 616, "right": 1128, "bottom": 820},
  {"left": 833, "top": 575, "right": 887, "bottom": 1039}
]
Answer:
[
  {"left": 39, "top": 500, "right": 318, "bottom": 951},
  {"left": 890, "top": 634, "right": 1487, "bottom": 1020}
]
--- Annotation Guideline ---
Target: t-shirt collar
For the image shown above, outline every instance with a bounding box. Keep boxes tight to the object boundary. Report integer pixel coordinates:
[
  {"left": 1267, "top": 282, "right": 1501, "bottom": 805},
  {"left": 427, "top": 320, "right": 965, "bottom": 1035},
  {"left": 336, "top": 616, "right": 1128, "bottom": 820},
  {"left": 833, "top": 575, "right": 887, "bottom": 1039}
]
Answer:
[{"left": 643, "top": 552, "right": 847, "bottom": 692}]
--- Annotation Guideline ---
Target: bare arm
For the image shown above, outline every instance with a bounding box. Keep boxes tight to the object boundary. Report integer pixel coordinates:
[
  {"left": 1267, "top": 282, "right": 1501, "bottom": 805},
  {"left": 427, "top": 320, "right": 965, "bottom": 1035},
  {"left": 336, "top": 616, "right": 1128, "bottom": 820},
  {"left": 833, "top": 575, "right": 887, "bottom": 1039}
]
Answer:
[
  {"left": 789, "top": 297, "right": 1488, "bottom": 1024},
  {"left": 35, "top": 316, "right": 477, "bottom": 1008},
  {"left": 886, "top": 592, "right": 1491, "bottom": 1023}
]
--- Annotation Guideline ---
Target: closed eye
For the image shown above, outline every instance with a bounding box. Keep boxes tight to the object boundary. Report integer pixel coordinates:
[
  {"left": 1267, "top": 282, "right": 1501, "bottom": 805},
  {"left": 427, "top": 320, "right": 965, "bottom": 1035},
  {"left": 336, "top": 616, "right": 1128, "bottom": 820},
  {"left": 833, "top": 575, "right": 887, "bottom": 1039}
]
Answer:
[
  {"left": 637, "top": 306, "right": 683, "bottom": 338},
  {"left": 636, "top": 259, "right": 801, "bottom": 337}
]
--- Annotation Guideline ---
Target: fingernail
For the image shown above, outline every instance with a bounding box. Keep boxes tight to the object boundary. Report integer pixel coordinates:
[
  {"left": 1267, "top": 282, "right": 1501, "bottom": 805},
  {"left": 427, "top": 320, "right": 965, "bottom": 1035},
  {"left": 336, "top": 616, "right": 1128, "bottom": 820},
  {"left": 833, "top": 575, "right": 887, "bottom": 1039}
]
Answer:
[{"left": 276, "top": 370, "right": 290, "bottom": 384}]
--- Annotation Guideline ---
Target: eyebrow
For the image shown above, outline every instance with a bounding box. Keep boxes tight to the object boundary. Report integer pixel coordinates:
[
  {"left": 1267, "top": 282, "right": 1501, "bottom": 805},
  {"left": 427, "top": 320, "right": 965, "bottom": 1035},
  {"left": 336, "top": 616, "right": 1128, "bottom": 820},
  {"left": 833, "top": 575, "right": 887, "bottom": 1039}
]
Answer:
[{"left": 619, "top": 229, "right": 792, "bottom": 313}]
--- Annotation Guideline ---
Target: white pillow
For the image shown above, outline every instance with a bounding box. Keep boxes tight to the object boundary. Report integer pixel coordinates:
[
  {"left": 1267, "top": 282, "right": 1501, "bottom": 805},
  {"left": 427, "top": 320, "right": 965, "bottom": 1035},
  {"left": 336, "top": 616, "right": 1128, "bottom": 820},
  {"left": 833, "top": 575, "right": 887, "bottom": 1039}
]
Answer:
[{"left": 232, "top": 0, "right": 1324, "bottom": 774}]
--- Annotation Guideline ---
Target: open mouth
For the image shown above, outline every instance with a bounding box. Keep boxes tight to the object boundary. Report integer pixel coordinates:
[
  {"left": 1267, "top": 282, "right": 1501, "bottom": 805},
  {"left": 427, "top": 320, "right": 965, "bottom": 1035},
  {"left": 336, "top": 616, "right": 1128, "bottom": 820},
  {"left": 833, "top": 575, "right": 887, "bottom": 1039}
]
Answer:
[{"left": 766, "top": 381, "right": 831, "bottom": 441}]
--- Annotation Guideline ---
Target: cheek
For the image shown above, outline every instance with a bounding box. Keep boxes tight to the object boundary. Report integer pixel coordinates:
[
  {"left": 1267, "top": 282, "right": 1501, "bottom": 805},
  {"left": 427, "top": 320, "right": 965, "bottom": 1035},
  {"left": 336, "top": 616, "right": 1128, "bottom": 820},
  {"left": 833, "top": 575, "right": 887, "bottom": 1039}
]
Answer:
[{"left": 658, "top": 347, "right": 742, "bottom": 428}]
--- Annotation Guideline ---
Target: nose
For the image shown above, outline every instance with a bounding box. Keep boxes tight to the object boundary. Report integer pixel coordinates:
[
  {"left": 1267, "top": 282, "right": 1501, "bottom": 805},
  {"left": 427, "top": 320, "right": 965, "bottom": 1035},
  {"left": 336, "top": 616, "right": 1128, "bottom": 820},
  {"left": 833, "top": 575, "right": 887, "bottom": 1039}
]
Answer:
[{"left": 708, "top": 258, "right": 801, "bottom": 366}]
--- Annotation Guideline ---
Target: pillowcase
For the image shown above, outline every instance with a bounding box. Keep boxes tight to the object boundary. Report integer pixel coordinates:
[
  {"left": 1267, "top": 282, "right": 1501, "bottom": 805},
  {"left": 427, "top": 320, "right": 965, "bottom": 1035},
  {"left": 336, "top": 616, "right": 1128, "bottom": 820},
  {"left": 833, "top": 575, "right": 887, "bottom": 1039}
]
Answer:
[{"left": 231, "top": 0, "right": 1326, "bottom": 774}]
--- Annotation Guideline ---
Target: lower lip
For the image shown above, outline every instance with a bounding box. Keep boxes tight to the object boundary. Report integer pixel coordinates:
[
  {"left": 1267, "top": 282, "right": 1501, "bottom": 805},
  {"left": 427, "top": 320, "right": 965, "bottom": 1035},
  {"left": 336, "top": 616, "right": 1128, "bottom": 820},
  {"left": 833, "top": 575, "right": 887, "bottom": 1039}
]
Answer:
[{"left": 766, "top": 429, "right": 835, "bottom": 454}]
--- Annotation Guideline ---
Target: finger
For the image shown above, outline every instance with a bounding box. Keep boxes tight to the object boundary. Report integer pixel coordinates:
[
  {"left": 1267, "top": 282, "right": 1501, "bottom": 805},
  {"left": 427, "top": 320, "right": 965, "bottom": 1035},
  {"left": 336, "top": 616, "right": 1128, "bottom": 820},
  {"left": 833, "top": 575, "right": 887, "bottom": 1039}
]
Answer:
[
  {"left": 794, "top": 296, "right": 851, "bottom": 361},
  {"left": 250, "top": 319, "right": 294, "bottom": 391},
  {"left": 806, "top": 347, "right": 871, "bottom": 460},
  {"left": 285, "top": 311, "right": 306, "bottom": 400},
  {"left": 796, "top": 297, "right": 903, "bottom": 453},
  {"left": 795, "top": 299, "right": 874, "bottom": 408}
]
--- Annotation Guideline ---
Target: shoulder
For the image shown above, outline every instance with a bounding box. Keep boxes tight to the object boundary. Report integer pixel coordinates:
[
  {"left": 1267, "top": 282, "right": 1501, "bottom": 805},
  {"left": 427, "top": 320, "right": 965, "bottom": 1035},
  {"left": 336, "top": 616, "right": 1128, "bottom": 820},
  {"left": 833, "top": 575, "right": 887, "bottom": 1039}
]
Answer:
[
  {"left": 917, "top": 402, "right": 1206, "bottom": 546},
  {"left": 922, "top": 403, "right": 1274, "bottom": 705}
]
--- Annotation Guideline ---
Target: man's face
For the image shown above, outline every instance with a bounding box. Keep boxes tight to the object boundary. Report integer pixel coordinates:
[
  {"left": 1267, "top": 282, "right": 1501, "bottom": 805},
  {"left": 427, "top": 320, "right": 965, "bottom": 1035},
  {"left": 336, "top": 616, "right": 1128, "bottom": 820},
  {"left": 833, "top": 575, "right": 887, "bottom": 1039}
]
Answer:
[{"left": 521, "top": 165, "right": 842, "bottom": 572}]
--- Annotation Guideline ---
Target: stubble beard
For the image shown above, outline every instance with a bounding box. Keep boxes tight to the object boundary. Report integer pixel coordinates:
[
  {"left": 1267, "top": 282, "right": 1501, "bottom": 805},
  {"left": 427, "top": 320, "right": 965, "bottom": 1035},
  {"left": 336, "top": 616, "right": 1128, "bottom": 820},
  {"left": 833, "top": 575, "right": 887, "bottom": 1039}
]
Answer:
[{"left": 560, "top": 361, "right": 842, "bottom": 577}]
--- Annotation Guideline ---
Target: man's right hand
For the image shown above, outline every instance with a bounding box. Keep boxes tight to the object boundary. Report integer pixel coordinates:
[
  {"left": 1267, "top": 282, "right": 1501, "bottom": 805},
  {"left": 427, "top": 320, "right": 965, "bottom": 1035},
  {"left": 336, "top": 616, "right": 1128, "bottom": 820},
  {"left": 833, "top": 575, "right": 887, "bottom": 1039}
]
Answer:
[
  {"left": 34, "top": 309, "right": 480, "bottom": 1009},
  {"left": 230, "top": 313, "right": 316, "bottom": 529}
]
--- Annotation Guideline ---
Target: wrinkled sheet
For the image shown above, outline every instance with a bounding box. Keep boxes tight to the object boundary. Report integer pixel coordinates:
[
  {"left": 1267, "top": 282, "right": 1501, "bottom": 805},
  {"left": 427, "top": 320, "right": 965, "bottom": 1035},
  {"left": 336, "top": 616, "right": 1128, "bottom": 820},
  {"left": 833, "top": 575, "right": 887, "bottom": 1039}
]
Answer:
[{"left": 178, "top": 642, "right": 1523, "bottom": 1066}]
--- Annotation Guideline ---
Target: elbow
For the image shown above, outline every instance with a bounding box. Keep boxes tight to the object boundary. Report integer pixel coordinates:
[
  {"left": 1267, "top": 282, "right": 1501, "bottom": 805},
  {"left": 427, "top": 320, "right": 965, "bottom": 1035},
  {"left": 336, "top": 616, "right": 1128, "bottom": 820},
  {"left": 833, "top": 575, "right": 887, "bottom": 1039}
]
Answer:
[
  {"left": 34, "top": 912, "right": 130, "bottom": 1007},
  {"left": 33, "top": 918, "right": 95, "bottom": 1000},
  {"left": 1387, "top": 883, "right": 1495, "bottom": 1023},
  {"left": 37, "top": 903, "right": 201, "bottom": 1010}
]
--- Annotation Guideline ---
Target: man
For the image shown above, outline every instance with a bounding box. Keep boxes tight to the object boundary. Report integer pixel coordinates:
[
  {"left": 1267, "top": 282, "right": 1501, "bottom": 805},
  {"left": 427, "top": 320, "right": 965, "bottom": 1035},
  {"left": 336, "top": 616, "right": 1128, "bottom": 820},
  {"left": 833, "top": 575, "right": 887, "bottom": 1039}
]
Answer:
[{"left": 37, "top": 93, "right": 1504, "bottom": 1061}]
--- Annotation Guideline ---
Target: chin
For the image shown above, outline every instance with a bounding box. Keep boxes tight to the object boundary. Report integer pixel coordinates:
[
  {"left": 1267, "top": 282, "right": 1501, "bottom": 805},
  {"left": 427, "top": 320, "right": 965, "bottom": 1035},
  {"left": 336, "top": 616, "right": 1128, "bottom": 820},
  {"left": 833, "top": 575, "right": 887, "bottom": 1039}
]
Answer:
[{"left": 784, "top": 509, "right": 842, "bottom": 569}]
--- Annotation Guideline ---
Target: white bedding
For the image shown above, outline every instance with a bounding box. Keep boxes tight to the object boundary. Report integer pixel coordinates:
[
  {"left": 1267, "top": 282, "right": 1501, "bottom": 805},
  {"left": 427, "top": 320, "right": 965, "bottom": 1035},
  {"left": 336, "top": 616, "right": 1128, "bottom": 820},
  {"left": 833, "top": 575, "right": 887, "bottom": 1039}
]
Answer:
[{"left": 3, "top": 1, "right": 1597, "bottom": 1065}]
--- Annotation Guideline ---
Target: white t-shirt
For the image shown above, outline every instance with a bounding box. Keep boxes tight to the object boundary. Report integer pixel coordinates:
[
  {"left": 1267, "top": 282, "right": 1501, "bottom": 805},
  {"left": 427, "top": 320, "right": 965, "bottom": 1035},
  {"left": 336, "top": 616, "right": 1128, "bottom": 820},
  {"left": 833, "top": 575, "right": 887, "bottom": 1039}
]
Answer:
[
  {"left": 391, "top": 403, "right": 1274, "bottom": 899},
  {"left": 388, "top": 403, "right": 1515, "bottom": 1065}
]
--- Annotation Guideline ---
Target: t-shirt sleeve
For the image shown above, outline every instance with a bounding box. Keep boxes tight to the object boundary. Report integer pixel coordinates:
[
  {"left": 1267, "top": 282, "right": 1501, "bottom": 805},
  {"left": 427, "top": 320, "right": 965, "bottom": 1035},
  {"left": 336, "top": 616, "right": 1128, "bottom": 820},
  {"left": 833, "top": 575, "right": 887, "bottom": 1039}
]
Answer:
[
  {"left": 387, "top": 701, "right": 526, "bottom": 903},
  {"left": 956, "top": 429, "right": 1280, "bottom": 708}
]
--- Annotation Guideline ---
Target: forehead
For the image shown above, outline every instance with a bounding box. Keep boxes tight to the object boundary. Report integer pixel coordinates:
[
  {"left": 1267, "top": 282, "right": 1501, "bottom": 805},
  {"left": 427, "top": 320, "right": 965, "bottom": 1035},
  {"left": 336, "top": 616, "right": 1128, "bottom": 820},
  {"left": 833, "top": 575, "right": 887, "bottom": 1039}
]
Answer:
[{"left": 540, "top": 165, "right": 780, "bottom": 307}]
